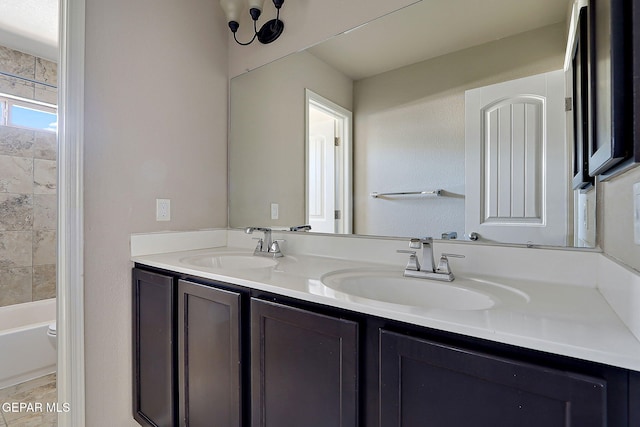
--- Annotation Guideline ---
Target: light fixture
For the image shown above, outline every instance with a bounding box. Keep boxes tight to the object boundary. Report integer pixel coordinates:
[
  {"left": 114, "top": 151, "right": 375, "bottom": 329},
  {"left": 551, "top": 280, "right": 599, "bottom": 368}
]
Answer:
[{"left": 220, "top": 0, "right": 284, "bottom": 46}]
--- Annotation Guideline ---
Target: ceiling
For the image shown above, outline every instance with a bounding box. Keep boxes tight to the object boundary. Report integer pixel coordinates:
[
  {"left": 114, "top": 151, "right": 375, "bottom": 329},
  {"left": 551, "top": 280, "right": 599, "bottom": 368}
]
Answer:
[
  {"left": 0, "top": 0, "right": 59, "bottom": 61},
  {"left": 0, "top": 0, "right": 569, "bottom": 72},
  {"left": 308, "top": 0, "right": 570, "bottom": 80}
]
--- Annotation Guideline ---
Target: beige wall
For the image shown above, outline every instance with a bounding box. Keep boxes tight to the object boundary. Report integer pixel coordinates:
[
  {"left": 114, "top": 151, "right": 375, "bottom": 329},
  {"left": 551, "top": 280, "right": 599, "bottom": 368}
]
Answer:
[
  {"left": 353, "top": 24, "right": 565, "bottom": 237},
  {"left": 83, "top": 0, "right": 228, "bottom": 424},
  {"left": 82, "top": 0, "right": 640, "bottom": 424},
  {"left": 228, "top": 22, "right": 565, "bottom": 236},
  {"left": 84, "top": 0, "right": 420, "bottom": 424},
  {"left": 229, "top": 50, "right": 353, "bottom": 228},
  {"left": 601, "top": 166, "right": 640, "bottom": 272},
  {"left": 0, "top": 45, "right": 57, "bottom": 308}
]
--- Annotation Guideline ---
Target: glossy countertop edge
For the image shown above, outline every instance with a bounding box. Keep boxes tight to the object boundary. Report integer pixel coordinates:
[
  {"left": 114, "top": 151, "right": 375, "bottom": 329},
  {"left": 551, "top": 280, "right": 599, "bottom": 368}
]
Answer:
[{"left": 132, "top": 246, "right": 640, "bottom": 372}]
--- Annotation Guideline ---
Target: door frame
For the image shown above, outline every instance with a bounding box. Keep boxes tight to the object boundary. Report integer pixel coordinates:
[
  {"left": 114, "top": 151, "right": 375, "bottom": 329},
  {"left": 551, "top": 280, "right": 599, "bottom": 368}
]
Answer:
[
  {"left": 305, "top": 89, "right": 353, "bottom": 234},
  {"left": 57, "top": 0, "right": 86, "bottom": 424}
]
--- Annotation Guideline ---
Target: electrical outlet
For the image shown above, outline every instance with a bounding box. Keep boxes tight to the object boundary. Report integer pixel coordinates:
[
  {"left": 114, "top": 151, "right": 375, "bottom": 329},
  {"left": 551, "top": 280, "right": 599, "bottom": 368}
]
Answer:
[
  {"left": 271, "top": 203, "right": 279, "bottom": 220},
  {"left": 156, "top": 199, "right": 171, "bottom": 221},
  {"left": 634, "top": 183, "right": 640, "bottom": 245}
]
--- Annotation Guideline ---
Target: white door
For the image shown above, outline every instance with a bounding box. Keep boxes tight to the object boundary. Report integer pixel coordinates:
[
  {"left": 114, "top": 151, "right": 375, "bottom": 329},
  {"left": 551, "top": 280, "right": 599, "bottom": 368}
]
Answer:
[
  {"left": 465, "top": 70, "right": 568, "bottom": 246},
  {"left": 307, "top": 105, "right": 337, "bottom": 233},
  {"left": 306, "top": 90, "right": 353, "bottom": 234}
]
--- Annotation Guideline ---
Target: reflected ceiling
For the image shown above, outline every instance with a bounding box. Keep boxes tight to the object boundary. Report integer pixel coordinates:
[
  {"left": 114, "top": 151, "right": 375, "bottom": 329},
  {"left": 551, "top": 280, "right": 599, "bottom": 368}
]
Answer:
[{"left": 308, "top": 0, "right": 567, "bottom": 80}]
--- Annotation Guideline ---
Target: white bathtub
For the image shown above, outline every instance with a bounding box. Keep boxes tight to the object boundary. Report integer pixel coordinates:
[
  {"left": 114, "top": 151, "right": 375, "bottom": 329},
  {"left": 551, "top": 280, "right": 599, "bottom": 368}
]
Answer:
[{"left": 0, "top": 299, "right": 56, "bottom": 389}]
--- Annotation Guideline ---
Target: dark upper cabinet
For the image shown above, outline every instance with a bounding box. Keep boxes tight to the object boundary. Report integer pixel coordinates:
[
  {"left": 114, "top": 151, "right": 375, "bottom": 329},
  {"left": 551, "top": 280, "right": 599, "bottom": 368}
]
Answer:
[
  {"left": 587, "top": 0, "right": 640, "bottom": 178},
  {"left": 632, "top": 0, "right": 640, "bottom": 169},
  {"left": 571, "top": 6, "right": 593, "bottom": 190},
  {"left": 132, "top": 268, "right": 177, "bottom": 427},
  {"left": 379, "top": 329, "right": 608, "bottom": 427},
  {"left": 587, "top": 0, "right": 629, "bottom": 176},
  {"left": 250, "top": 298, "right": 359, "bottom": 427},
  {"left": 177, "top": 280, "right": 242, "bottom": 427}
]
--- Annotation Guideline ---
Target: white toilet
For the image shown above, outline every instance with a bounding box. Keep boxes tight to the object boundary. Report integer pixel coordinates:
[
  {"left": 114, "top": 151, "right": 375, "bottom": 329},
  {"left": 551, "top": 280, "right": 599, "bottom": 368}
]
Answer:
[{"left": 47, "top": 322, "right": 57, "bottom": 349}]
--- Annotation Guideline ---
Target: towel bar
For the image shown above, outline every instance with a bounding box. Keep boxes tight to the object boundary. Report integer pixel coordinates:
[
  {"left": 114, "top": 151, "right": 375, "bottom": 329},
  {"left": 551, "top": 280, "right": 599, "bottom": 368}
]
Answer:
[{"left": 370, "top": 189, "right": 443, "bottom": 198}]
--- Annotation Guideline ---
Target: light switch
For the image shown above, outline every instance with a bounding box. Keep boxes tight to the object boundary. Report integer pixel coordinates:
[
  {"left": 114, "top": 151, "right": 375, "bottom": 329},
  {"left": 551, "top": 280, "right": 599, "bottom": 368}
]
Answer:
[
  {"left": 634, "top": 183, "right": 640, "bottom": 245},
  {"left": 271, "top": 203, "right": 279, "bottom": 220}
]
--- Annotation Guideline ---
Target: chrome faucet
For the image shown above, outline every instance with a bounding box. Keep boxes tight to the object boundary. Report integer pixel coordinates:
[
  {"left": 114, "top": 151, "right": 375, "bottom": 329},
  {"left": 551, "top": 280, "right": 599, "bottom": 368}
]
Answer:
[
  {"left": 441, "top": 231, "right": 458, "bottom": 240},
  {"left": 245, "top": 227, "right": 284, "bottom": 258},
  {"left": 289, "top": 224, "right": 312, "bottom": 232},
  {"left": 397, "top": 237, "right": 463, "bottom": 282}
]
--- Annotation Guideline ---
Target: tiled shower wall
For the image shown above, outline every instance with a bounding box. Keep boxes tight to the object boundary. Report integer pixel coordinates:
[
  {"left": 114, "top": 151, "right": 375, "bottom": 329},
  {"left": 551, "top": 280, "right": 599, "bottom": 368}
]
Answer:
[{"left": 0, "top": 46, "right": 57, "bottom": 308}]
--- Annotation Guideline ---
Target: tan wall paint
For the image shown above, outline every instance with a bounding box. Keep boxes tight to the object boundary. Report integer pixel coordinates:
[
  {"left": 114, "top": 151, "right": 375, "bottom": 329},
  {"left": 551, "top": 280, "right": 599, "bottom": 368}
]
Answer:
[
  {"left": 227, "top": 23, "right": 565, "bottom": 234},
  {"left": 81, "top": 0, "right": 639, "bottom": 423},
  {"left": 229, "top": 50, "right": 353, "bottom": 228},
  {"left": 353, "top": 24, "right": 565, "bottom": 236},
  {"left": 84, "top": 0, "right": 422, "bottom": 424},
  {"left": 83, "top": 0, "right": 228, "bottom": 424}
]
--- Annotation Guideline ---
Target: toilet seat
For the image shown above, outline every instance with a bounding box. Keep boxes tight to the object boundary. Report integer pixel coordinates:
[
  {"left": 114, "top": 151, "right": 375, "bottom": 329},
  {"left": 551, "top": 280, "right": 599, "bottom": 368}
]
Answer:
[{"left": 47, "top": 322, "right": 57, "bottom": 337}]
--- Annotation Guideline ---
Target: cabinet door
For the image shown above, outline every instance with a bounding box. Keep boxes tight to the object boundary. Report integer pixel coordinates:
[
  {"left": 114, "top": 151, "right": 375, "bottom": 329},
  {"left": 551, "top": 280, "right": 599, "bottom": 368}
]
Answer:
[
  {"left": 630, "top": 371, "right": 640, "bottom": 426},
  {"left": 178, "top": 280, "right": 242, "bottom": 427},
  {"left": 251, "top": 298, "right": 358, "bottom": 427},
  {"left": 132, "top": 268, "right": 176, "bottom": 427},
  {"left": 379, "top": 330, "right": 607, "bottom": 427}
]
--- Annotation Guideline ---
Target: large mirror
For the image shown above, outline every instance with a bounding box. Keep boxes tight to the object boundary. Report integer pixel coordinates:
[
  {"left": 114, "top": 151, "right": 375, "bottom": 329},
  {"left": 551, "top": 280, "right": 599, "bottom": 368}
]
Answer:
[{"left": 229, "top": 0, "right": 598, "bottom": 248}]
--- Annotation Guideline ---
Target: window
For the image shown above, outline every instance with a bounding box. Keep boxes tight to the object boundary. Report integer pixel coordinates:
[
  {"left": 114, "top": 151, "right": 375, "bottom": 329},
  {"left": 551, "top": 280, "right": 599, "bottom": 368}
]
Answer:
[{"left": 0, "top": 94, "right": 57, "bottom": 132}]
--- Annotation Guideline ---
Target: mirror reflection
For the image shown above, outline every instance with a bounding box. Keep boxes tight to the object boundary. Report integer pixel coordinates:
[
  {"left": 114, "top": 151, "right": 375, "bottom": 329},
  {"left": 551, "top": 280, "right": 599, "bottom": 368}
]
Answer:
[{"left": 229, "top": 0, "right": 597, "bottom": 248}]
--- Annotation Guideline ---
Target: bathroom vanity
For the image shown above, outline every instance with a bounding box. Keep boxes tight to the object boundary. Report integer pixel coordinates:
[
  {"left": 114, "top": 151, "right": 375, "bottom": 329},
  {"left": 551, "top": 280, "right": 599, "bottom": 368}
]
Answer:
[
  {"left": 130, "top": 0, "right": 640, "bottom": 424},
  {"left": 130, "top": 231, "right": 640, "bottom": 427}
]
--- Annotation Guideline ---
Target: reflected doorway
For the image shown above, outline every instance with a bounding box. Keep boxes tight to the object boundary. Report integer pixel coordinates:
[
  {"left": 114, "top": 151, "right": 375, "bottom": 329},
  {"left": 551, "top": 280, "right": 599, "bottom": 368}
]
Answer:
[{"left": 305, "top": 90, "right": 352, "bottom": 234}]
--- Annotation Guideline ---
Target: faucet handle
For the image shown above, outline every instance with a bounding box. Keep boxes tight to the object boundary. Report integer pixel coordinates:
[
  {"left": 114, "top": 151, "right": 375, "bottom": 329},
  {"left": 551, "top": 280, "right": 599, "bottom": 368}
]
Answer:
[
  {"left": 269, "top": 239, "right": 286, "bottom": 254},
  {"left": 441, "top": 253, "right": 465, "bottom": 258},
  {"left": 436, "top": 253, "right": 465, "bottom": 275},
  {"left": 409, "top": 238, "right": 422, "bottom": 249},
  {"left": 441, "top": 231, "right": 458, "bottom": 240},
  {"left": 397, "top": 249, "right": 420, "bottom": 271},
  {"left": 252, "top": 237, "right": 264, "bottom": 250}
]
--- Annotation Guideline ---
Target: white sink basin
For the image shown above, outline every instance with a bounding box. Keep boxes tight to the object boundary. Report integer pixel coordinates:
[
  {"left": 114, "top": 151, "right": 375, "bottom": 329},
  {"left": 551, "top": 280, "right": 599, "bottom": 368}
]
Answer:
[
  {"left": 180, "top": 253, "right": 278, "bottom": 270},
  {"left": 320, "top": 269, "right": 528, "bottom": 311}
]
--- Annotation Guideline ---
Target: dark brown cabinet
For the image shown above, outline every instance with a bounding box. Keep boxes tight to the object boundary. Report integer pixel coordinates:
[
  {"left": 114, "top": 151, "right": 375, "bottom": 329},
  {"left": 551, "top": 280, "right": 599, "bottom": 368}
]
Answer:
[
  {"left": 133, "top": 270, "right": 244, "bottom": 427},
  {"left": 379, "top": 330, "right": 607, "bottom": 427},
  {"left": 250, "top": 298, "right": 359, "bottom": 427},
  {"left": 566, "top": 0, "right": 640, "bottom": 179},
  {"left": 133, "top": 266, "right": 634, "bottom": 427},
  {"left": 132, "top": 269, "right": 177, "bottom": 427},
  {"left": 177, "top": 280, "right": 242, "bottom": 427},
  {"left": 133, "top": 267, "right": 359, "bottom": 427}
]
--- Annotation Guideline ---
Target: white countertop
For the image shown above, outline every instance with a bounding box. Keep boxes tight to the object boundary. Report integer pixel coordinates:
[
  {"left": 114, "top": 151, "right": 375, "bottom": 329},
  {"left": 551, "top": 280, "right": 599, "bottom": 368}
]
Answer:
[{"left": 132, "top": 244, "right": 640, "bottom": 371}]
